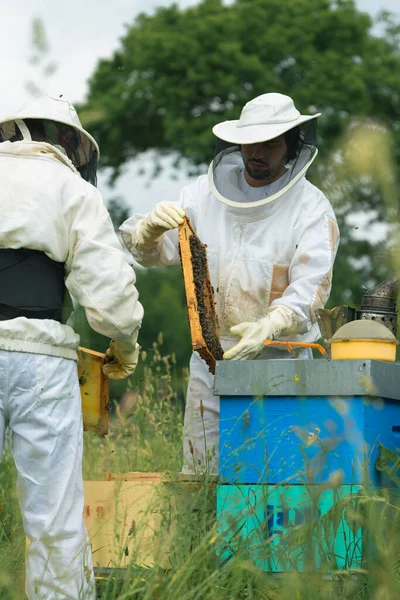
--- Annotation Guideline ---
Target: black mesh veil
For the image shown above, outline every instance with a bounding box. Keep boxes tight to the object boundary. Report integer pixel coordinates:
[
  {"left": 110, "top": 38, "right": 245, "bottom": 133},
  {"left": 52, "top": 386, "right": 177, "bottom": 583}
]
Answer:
[
  {"left": 209, "top": 119, "right": 318, "bottom": 209},
  {"left": 0, "top": 118, "right": 98, "bottom": 186}
]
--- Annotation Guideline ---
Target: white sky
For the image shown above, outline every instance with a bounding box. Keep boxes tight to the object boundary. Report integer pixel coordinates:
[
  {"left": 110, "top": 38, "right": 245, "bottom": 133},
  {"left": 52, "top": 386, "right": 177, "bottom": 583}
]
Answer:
[{"left": 0, "top": 0, "right": 398, "bottom": 228}]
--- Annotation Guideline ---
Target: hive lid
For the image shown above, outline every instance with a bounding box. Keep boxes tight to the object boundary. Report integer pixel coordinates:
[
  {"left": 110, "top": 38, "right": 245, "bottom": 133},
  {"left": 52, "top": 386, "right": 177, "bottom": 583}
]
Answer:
[{"left": 331, "top": 319, "right": 397, "bottom": 343}]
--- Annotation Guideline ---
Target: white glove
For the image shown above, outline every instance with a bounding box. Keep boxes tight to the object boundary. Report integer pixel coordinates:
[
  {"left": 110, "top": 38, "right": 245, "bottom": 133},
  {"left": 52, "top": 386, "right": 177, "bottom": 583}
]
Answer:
[
  {"left": 136, "top": 202, "right": 186, "bottom": 252},
  {"left": 223, "top": 306, "right": 297, "bottom": 361},
  {"left": 102, "top": 332, "right": 140, "bottom": 379}
]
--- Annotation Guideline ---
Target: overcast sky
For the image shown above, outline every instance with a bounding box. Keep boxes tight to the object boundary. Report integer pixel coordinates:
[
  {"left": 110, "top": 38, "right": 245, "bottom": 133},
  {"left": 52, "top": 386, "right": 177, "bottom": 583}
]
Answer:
[{"left": 0, "top": 0, "right": 398, "bottom": 223}]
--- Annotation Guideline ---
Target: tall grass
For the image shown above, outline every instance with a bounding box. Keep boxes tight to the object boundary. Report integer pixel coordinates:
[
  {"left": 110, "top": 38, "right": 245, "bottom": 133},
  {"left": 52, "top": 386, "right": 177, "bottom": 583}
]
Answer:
[
  {"left": 0, "top": 449, "right": 25, "bottom": 600},
  {"left": 84, "top": 336, "right": 186, "bottom": 478},
  {"left": 1, "top": 338, "right": 400, "bottom": 598}
]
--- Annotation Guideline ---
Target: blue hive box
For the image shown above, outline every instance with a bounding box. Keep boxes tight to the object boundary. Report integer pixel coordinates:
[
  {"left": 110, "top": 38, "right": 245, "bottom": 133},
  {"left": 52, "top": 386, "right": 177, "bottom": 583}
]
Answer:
[{"left": 215, "top": 359, "right": 400, "bottom": 485}]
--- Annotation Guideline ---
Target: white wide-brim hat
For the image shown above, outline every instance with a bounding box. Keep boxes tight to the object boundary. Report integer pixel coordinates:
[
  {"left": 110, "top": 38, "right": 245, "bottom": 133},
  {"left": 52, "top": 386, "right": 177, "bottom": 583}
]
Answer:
[{"left": 212, "top": 92, "right": 320, "bottom": 145}]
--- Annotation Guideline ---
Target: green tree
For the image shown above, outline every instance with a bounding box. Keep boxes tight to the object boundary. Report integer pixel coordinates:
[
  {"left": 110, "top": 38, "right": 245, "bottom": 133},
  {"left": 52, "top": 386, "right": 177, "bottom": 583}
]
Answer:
[{"left": 83, "top": 0, "right": 400, "bottom": 308}]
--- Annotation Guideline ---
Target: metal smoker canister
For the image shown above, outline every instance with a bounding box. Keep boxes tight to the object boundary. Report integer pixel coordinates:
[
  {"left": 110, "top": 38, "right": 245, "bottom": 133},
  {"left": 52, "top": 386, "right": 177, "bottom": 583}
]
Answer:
[{"left": 358, "top": 278, "right": 398, "bottom": 335}]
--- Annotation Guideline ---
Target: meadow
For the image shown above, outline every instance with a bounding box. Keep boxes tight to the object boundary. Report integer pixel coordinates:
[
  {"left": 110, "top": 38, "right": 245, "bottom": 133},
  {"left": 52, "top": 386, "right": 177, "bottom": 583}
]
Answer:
[{"left": 1, "top": 339, "right": 400, "bottom": 599}]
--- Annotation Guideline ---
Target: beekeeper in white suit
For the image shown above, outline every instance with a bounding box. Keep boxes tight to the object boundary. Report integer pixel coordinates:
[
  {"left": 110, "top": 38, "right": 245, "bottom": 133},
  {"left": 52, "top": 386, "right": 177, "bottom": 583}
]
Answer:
[
  {"left": 0, "top": 95, "right": 143, "bottom": 599},
  {"left": 121, "top": 93, "right": 339, "bottom": 473}
]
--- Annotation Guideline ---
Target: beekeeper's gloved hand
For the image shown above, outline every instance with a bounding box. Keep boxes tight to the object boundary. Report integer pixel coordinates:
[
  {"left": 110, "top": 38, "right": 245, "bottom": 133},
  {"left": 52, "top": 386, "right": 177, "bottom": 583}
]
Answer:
[
  {"left": 136, "top": 202, "right": 186, "bottom": 252},
  {"left": 223, "top": 306, "right": 297, "bottom": 361},
  {"left": 103, "top": 332, "right": 140, "bottom": 379}
]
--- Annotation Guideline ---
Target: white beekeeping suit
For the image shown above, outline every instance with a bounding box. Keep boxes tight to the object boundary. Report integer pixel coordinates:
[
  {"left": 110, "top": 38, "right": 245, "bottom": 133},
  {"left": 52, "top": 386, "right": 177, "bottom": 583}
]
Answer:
[
  {"left": 0, "top": 95, "right": 144, "bottom": 599},
  {"left": 121, "top": 93, "right": 339, "bottom": 474}
]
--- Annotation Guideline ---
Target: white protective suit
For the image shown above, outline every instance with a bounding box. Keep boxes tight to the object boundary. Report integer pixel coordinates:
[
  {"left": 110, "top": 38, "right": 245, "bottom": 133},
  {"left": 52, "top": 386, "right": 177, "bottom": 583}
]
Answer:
[
  {"left": 121, "top": 94, "right": 339, "bottom": 474},
  {"left": 0, "top": 98, "right": 143, "bottom": 599}
]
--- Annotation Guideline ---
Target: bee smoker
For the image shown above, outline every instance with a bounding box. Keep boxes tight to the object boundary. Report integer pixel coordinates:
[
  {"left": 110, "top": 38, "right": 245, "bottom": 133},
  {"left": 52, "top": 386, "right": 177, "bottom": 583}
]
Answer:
[
  {"left": 357, "top": 277, "right": 398, "bottom": 335},
  {"left": 315, "top": 276, "right": 399, "bottom": 347}
]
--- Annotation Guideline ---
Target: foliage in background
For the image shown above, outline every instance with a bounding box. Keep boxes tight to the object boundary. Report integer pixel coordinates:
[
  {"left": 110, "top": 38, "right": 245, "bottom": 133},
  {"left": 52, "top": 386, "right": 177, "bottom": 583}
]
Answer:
[
  {"left": 84, "top": 0, "right": 400, "bottom": 173},
  {"left": 324, "top": 120, "right": 400, "bottom": 309},
  {"left": 82, "top": 0, "right": 400, "bottom": 309},
  {"left": 0, "top": 452, "right": 25, "bottom": 599},
  {"left": 83, "top": 338, "right": 185, "bottom": 477}
]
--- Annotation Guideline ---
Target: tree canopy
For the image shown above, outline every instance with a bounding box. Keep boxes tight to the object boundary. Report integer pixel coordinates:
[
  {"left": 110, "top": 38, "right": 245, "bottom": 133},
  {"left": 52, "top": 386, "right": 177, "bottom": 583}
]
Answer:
[{"left": 84, "top": 0, "right": 400, "bottom": 175}]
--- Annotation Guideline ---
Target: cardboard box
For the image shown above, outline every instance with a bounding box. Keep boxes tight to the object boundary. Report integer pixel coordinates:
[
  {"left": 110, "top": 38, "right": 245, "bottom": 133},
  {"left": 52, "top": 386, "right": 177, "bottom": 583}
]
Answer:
[
  {"left": 83, "top": 472, "right": 217, "bottom": 570},
  {"left": 83, "top": 473, "right": 173, "bottom": 569}
]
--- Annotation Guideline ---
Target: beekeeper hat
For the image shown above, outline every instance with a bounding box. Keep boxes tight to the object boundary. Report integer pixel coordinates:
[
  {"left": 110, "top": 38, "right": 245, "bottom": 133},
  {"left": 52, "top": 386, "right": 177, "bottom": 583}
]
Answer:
[
  {"left": 212, "top": 93, "right": 320, "bottom": 145},
  {"left": 0, "top": 95, "right": 99, "bottom": 161},
  {"left": 0, "top": 95, "right": 99, "bottom": 185}
]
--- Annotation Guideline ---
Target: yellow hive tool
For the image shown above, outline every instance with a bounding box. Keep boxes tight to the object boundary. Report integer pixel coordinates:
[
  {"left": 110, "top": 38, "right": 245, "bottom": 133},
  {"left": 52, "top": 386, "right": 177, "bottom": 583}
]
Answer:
[{"left": 78, "top": 347, "right": 109, "bottom": 436}]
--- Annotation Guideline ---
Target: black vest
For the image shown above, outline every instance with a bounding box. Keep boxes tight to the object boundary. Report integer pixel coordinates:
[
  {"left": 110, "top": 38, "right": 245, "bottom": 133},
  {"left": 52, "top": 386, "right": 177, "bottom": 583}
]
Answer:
[{"left": 0, "top": 248, "right": 66, "bottom": 322}]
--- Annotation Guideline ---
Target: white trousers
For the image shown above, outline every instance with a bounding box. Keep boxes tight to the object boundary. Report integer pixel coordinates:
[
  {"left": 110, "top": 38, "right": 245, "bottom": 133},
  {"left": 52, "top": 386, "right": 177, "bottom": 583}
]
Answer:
[
  {"left": 0, "top": 350, "right": 95, "bottom": 600},
  {"left": 182, "top": 347, "right": 312, "bottom": 474},
  {"left": 182, "top": 352, "right": 218, "bottom": 474}
]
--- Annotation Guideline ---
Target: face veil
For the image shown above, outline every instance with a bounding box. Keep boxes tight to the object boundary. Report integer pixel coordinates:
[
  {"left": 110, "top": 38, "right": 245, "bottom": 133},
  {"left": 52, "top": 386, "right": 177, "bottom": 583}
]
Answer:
[
  {"left": 209, "top": 119, "right": 319, "bottom": 209},
  {"left": 0, "top": 96, "right": 100, "bottom": 187},
  {"left": 0, "top": 118, "right": 99, "bottom": 186}
]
